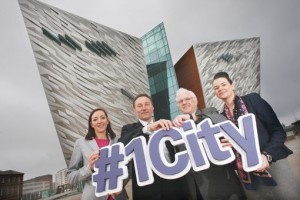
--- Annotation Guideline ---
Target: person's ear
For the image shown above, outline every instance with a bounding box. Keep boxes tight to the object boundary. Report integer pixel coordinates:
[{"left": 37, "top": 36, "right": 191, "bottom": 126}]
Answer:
[{"left": 232, "top": 83, "right": 236, "bottom": 91}]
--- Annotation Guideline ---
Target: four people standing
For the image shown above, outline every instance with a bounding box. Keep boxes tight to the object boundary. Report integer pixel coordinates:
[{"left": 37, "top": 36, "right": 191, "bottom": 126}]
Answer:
[{"left": 67, "top": 72, "right": 299, "bottom": 199}]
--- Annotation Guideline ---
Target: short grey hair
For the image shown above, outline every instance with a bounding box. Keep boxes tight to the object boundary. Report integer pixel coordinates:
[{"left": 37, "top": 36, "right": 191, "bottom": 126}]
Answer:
[{"left": 175, "top": 88, "right": 197, "bottom": 102}]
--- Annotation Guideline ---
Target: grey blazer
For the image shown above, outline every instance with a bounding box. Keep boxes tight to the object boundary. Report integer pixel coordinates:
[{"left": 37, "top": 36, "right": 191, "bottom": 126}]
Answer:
[{"left": 67, "top": 137, "right": 126, "bottom": 200}]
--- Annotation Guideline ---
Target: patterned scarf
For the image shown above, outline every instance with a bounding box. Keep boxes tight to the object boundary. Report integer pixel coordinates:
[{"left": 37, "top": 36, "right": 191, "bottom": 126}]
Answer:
[{"left": 224, "top": 95, "right": 277, "bottom": 190}]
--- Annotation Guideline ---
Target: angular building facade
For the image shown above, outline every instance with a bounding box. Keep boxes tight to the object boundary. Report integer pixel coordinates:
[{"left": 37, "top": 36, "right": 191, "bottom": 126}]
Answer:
[
  {"left": 174, "top": 37, "right": 260, "bottom": 111},
  {"left": 19, "top": 0, "right": 149, "bottom": 165},
  {"left": 141, "top": 23, "right": 180, "bottom": 120}
]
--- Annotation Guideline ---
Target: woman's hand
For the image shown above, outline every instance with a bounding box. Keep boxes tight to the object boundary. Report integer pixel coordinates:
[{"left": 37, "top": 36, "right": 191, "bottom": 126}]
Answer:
[
  {"left": 255, "top": 154, "right": 270, "bottom": 172},
  {"left": 220, "top": 137, "right": 233, "bottom": 148},
  {"left": 110, "top": 192, "right": 121, "bottom": 199},
  {"left": 89, "top": 150, "right": 100, "bottom": 171}
]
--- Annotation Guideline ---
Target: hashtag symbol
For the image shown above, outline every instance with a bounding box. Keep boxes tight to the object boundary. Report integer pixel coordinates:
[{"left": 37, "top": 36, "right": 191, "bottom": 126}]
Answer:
[{"left": 92, "top": 143, "right": 127, "bottom": 196}]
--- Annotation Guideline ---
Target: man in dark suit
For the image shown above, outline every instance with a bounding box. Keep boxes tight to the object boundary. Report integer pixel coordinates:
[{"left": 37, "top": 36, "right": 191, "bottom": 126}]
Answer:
[{"left": 118, "top": 93, "right": 185, "bottom": 200}]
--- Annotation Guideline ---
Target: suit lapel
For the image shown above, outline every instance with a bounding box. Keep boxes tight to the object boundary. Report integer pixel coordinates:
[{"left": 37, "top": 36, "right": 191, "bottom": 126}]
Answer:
[
  {"left": 136, "top": 121, "right": 150, "bottom": 142},
  {"left": 136, "top": 121, "right": 143, "bottom": 128},
  {"left": 88, "top": 139, "right": 99, "bottom": 152}
]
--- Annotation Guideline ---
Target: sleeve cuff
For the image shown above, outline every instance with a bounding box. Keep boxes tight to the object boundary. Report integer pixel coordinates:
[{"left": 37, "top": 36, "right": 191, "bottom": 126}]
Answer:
[
  {"left": 142, "top": 125, "right": 152, "bottom": 135},
  {"left": 142, "top": 126, "right": 148, "bottom": 134}
]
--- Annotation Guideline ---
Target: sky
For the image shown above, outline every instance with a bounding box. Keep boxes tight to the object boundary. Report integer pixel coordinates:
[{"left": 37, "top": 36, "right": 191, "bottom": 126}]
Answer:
[{"left": 0, "top": 0, "right": 299, "bottom": 181}]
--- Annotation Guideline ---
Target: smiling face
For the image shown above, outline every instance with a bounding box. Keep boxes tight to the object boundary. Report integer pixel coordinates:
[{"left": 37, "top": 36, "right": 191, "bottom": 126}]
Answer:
[
  {"left": 176, "top": 90, "right": 198, "bottom": 114},
  {"left": 177, "top": 94, "right": 198, "bottom": 114},
  {"left": 212, "top": 77, "right": 235, "bottom": 101},
  {"left": 134, "top": 96, "right": 154, "bottom": 122},
  {"left": 90, "top": 110, "right": 109, "bottom": 135}
]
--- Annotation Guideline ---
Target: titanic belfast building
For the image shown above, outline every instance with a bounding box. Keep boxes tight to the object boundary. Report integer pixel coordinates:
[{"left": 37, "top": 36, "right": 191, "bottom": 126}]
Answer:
[
  {"left": 19, "top": 0, "right": 150, "bottom": 165},
  {"left": 19, "top": 0, "right": 261, "bottom": 168},
  {"left": 174, "top": 38, "right": 260, "bottom": 111}
]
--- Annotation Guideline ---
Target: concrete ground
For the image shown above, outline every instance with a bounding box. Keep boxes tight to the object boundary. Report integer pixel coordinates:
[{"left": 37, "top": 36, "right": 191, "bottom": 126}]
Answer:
[
  {"left": 285, "top": 133, "right": 300, "bottom": 179},
  {"left": 58, "top": 193, "right": 81, "bottom": 200}
]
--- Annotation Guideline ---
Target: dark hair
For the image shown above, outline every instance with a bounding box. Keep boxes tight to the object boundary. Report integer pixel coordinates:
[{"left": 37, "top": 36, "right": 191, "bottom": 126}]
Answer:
[
  {"left": 212, "top": 71, "right": 233, "bottom": 84},
  {"left": 85, "top": 108, "right": 116, "bottom": 140},
  {"left": 133, "top": 93, "right": 153, "bottom": 108}
]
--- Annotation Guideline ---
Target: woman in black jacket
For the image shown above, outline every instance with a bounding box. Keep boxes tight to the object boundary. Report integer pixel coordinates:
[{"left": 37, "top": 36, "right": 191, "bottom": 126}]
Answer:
[{"left": 212, "top": 71, "right": 299, "bottom": 200}]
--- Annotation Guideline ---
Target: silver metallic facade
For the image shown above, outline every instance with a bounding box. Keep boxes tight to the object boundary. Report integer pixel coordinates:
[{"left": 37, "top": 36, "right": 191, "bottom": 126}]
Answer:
[
  {"left": 19, "top": 0, "right": 149, "bottom": 165},
  {"left": 194, "top": 37, "right": 260, "bottom": 111}
]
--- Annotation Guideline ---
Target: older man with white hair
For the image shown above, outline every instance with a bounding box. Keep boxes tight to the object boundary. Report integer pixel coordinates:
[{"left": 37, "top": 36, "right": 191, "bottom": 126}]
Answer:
[
  {"left": 173, "top": 88, "right": 247, "bottom": 200},
  {"left": 173, "top": 88, "right": 227, "bottom": 126}
]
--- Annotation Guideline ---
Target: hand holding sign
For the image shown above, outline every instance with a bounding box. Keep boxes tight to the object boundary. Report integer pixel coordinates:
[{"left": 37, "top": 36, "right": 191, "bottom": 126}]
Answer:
[
  {"left": 147, "top": 119, "right": 173, "bottom": 132},
  {"left": 92, "top": 114, "right": 262, "bottom": 197}
]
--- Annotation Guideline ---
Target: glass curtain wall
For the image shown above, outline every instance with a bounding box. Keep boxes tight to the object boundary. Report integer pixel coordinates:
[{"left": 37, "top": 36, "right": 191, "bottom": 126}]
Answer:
[{"left": 141, "top": 22, "right": 179, "bottom": 120}]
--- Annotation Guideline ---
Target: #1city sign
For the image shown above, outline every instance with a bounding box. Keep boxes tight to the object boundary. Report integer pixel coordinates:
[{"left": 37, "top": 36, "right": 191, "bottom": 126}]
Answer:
[{"left": 92, "top": 114, "right": 262, "bottom": 197}]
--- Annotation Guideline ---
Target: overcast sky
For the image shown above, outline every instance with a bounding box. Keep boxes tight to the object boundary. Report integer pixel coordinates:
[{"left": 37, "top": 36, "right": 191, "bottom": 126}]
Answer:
[{"left": 1, "top": 0, "right": 299, "bottom": 180}]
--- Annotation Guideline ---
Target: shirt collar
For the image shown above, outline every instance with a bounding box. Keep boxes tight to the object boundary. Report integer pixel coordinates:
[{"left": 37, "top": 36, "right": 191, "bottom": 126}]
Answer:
[{"left": 139, "top": 119, "right": 153, "bottom": 127}]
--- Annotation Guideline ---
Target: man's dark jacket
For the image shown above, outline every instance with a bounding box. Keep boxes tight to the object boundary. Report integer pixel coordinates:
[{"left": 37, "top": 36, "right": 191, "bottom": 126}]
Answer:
[{"left": 118, "top": 121, "right": 186, "bottom": 200}]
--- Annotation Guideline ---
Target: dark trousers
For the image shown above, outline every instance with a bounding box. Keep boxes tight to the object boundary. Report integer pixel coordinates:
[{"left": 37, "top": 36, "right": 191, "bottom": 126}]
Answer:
[{"left": 132, "top": 173, "right": 188, "bottom": 200}]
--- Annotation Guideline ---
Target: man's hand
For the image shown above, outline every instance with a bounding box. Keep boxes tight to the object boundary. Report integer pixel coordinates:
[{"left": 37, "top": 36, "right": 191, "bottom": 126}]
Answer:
[
  {"left": 147, "top": 119, "right": 173, "bottom": 132},
  {"left": 172, "top": 114, "right": 191, "bottom": 127}
]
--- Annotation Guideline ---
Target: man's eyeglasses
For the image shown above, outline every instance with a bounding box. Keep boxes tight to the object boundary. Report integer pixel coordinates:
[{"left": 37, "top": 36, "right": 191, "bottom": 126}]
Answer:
[{"left": 177, "top": 97, "right": 194, "bottom": 104}]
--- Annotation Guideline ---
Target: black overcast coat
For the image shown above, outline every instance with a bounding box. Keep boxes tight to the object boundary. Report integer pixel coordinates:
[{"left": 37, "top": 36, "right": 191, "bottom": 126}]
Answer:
[{"left": 240, "top": 93, "right": 293, "bottom": 161}]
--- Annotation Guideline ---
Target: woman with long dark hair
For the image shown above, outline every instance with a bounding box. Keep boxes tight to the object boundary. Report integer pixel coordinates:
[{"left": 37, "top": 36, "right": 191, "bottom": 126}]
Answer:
[{"left": 67, "top": 108, "right": 127, "bottom": 200}]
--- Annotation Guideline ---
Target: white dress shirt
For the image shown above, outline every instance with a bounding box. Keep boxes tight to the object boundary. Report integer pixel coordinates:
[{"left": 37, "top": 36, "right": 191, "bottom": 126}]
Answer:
[{"left": 139, "top": 119, "right": 171, "bottom": 162}]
